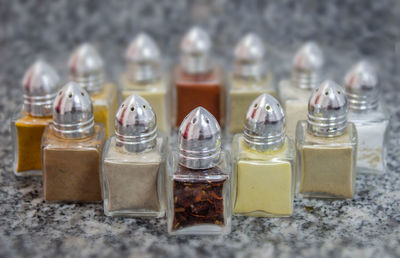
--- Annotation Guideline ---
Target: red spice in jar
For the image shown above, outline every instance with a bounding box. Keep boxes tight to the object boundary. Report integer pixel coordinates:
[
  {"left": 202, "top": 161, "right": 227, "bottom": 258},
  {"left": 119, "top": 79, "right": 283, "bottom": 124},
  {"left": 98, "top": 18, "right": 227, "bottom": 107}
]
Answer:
[{"left": 172, "top": 165, "right": 228, "bottom": 230}]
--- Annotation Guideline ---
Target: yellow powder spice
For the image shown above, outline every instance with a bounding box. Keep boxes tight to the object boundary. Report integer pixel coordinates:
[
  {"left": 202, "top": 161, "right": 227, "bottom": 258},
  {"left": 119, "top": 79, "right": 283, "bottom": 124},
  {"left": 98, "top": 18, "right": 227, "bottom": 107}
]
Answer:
[
  {"left": 121, "top": 76, "right": 169, "bottom": 134},
  {"left": 122, "top": 89, "right": 168, "bottom": 134},
  {"left": 285, "top": 99, "right": 308, "bottom": 138},
  {"left": 91, "top": 83, "right": 119, "bottom": 138},
  {"left": 229, "top": 75, "right": 275, "bottom": 134},
  {"left": 232, "top": 137, "right": 294, "bottom": 217},
  {"left": 229, "top": 90, "right": 275, "bottom": 134},
  {"left": 15, "top": 115, "right": 52, "bottom": 173},
  {"left": 235, "top": 160, "right": 292, "bottom": 216}
]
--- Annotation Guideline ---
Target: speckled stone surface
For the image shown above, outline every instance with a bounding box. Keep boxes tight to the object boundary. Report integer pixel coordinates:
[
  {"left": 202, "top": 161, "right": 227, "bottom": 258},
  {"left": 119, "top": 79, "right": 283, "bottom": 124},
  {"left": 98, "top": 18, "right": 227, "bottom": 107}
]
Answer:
[{"left": 1, "top": 1, "right": 400, "bottom": 257}]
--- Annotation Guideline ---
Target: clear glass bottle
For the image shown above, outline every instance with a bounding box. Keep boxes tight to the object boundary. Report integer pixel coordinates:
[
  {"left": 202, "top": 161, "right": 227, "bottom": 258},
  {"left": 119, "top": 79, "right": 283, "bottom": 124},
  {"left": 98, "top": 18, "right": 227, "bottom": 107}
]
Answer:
[
  {"left": 69, "top": 43, "right": 119, "bottom": 138},
  {"left": 11, "top": 60, "right": 60, "bottom": 176},
  {"left": 166, "top": 107, "right": 231, "bottom": 235},
  {"left": 228, "top": 33, "right": 275, "bottom": 135},
  {"left": 344, "top": 60, "right": 390, "bottom": 175},
  {"left": 102, "top": 95, "right": 166, "bottom": 217},
  {"left": 172, "top": 26, "right": 225, "bottom": 128},
  {"left": 121, "top": 33, "right": 170, "bottom": 135},
  {"left": 42, "top": 82, "right": 105, "bottom": 202},
  {"left": 278, "top": 42, "right": 324, "bottom": 138},
  {"left": 231, "top": 94, "right": 295, "bottom": 217},
  {"left": 296, "top": 80, "right": 357, "bottom": 199}
]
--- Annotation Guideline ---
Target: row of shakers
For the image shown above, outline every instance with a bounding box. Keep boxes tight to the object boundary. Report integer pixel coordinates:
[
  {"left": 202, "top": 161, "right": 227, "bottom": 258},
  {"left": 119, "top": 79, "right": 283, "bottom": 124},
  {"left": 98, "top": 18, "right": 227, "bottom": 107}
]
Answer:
[{"left": 10, "top": 26, "right": 390, "bottom": 235}]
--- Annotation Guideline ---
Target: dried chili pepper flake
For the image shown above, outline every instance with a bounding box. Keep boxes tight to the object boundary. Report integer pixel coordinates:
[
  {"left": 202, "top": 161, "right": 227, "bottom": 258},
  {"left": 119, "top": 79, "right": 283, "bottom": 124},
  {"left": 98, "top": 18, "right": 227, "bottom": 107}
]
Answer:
[{"left": 171, "top": 165, "right": 228, "bottom": 231}]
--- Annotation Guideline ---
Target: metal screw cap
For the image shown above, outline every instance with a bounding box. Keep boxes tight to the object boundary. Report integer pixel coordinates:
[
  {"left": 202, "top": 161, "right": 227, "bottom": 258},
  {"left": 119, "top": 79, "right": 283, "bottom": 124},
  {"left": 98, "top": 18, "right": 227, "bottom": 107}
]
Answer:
[
  {"left": 125, "top": 33, "right": 161, "bottom": 83},
  {"left": 307, "top": 80, "right": 348, "bottom": 137},
  {"left": 52, "top": 81, "right": 94, "bottom": 139},
  {"left": 344, "top": 60, "right": 379, "bottom": 111},
  {"left": 22, "top": 59, "right": 60, "bottom": 117},
  {"left": 292, "top": 41, "right": 324, "bottom": 89},
  {"left": 233, "top": 33, "right": 266, "bottom": 79},
  {"left": 178, "top": 107, "right": 221, "bottom": 169},
  {"left": 244, "top": 94, "right": 285, "bottom": 151},
  {"left": 68, "top": 43, "right": 104, "bottom": 94},
  {"left": 180, "top": 26, "right": 212, "bottom": 74},
  {"left": 115, "top": 94, "right": 157, "bottom": 152}
]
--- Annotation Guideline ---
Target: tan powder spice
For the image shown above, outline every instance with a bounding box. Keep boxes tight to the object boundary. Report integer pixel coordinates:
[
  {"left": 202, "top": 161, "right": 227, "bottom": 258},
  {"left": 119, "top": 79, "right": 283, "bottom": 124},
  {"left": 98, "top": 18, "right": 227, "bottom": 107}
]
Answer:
[{"left": 103, "top": 161, "right": 161, "bottom": 212}]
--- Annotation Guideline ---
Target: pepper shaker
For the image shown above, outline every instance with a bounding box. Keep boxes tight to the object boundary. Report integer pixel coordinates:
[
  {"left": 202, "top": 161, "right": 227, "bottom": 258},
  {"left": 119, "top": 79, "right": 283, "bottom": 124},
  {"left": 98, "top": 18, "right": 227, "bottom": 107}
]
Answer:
[
  {"left": 296, "top": 80, "right": 357, "bottom": 199},
  {"left": 167, "top": 107, "right": 231, "bottom": 235},
  {"left": 69, "top": 43, "right": 119, "bottom": 138},
  {"left": 42, "top": 82, "right": 105, "bottom": 202},
  {"left": 11, "top": 60, "right": 60, "bottom": 176},
  {"left": 121, "top": 33, "right": 170, "bottom": 135},
  {"left": 172, "top": 27, "right": 225, "bottom": 127},
  {"left": 228, "top": 33, "right": 275, "bottom": 135},
  {"left": 231, "top": 94, "right": 295, "bottom": 217},
  {"left": 278, "top": 42, "right": 324, "bottom": 138},
  {"left": 102, "top": 94, "right": 166, "bottom": 217},
  {"left": 345, "top": 61, "right": 390, "bottom": 175}
]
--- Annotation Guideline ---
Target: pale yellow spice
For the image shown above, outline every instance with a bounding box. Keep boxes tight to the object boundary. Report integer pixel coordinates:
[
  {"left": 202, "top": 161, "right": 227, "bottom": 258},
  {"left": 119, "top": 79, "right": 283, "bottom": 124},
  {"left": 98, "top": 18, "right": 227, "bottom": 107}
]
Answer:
[
  {"left": 121, "top": 76, "right": 169, "bottom": 134},
  {"left": 229, "top": 75, "right": 275, "bottom": 134},
  {"left": 91, "top": 83, "right": 119, "bottom": 138},
  {"left": 234, "top": 139, "right": 293, "bottom": 216}
]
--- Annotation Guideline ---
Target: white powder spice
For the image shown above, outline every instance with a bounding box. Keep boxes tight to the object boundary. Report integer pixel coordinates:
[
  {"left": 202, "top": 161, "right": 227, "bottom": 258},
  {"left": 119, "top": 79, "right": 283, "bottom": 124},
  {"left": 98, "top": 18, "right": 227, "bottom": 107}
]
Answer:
[{"left": 354, "top": 121, "right": 389, "bottom": 174}]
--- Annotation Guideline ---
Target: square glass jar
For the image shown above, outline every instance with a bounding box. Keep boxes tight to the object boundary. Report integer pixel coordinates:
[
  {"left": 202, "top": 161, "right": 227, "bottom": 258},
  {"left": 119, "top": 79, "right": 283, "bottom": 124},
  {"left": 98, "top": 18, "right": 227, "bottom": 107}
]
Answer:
[
  {"left": 166, "top": 150, "right": 231, "bottom": 235},
  {"left": 90, "top": 83, "right": 119, "bottom": 138},
  {"left": 102, "top": 136, "right": 166, "bottom": 217},
  {"left": 11, "top": 109, "right": 52, "bottom": 176},
  {"left": 41, "top": 124, "right": 105, "bottom": 202},
  {"left": 296, "top": 121, "right": 357, "bottom": 199},
  {"left": 348, "top": 104, "right": 390, "bottom": 175},
  {"left": 172, "top": 65, "right": 225, "bottom": 128},
  {"left": 231, "top": 134, "right": 295, "bottom": 217},
  {"left": 121, "top": 75, "right": 170, "bottom": 135},
  {"left": 278, "top": 79, "right": 313, "bottom": 138},
  {"left": 227, "top": 74, "right": 275, "bottom": 135}
]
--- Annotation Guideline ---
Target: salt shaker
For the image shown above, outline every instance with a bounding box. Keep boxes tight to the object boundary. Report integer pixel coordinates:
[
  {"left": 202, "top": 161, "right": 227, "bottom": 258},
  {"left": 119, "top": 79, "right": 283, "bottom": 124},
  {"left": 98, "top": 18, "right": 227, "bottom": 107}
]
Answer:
[
  {"left": 11, "top": 60, "right": 60, "bottom": 176},
  {"left": 166, "top": 107, "right": 231, "bottom": 235},
  {"left": 345, "top": 60, "right": 390, "bottom": 175},
  {"left": 228, "top": 33, "right": 275, "bottom": 135},
  {"left": 278, "top": 42, "right": 324, "bottom": 138},
  {"left": 69, "top": 43, "right": 119, "bottom": 138},
  {"left": 296, "top": 80, "right": 357, "bottom": 199},
  {"left": 121, "top": 33, "right": 170, "bottom": 135},
  {"left": 42, "top": 82, "right": 105, "bottom": 202},
  {"left": 231, "top": 94, "right": 295, "bottom": 217},
  {"left": 102, "top": 94, "right": 166, "bottom": 217},
  {"left": 172, "top": 27, "right": 225, "bottom": 127}
]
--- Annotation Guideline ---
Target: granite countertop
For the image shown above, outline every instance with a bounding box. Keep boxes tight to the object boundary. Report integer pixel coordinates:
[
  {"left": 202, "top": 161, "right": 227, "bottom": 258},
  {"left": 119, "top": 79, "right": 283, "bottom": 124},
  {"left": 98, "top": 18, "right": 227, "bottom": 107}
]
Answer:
[{"left": 1, "top": 1, "right": 400, "bottom": 257}]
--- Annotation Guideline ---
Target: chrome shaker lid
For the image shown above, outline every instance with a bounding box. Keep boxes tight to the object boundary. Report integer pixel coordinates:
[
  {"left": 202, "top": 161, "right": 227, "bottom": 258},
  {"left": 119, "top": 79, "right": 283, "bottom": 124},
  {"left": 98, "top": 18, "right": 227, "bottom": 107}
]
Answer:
[
  {"left": 244, "top": 94, "right": 285, "bottom": 150},
  {"left": 307, "top": 80, "right": 348, "bottom": 137},
  {"left": 22, "top": 60, "right": 60, "bottom": 117},
  {"left": 125, "top": 33, "right": 161, "bottom": 83},
  {"left": 52, "top": 81, "right": 94, "bottom": 139},
  {"left": 233, "top": 33, "right": 266, "bottom": 79},
  {"left": 178, "top": 107, "right": 221, "bottom": 169},
  {"left": 292, "top": 41, "right": 324, "bottom": 89},
  {"left": 180, "top": 26, "right": 212, "bottom": 74},
  {"left": 68, "top": 43, "right": 104, "bottom": 94},
  {"left": 344, "top": 60, "right": 379, "bottom": 111},
  {"left": 115, "top": 94, "right": 157, "bottom": 152}
]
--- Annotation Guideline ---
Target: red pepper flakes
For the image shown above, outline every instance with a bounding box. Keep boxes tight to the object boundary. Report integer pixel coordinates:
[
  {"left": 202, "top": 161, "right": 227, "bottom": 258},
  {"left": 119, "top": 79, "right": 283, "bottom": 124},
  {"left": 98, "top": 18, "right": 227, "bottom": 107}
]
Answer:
[{"left": 172, "top": 165, "right": 228, "bottom": 231}]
